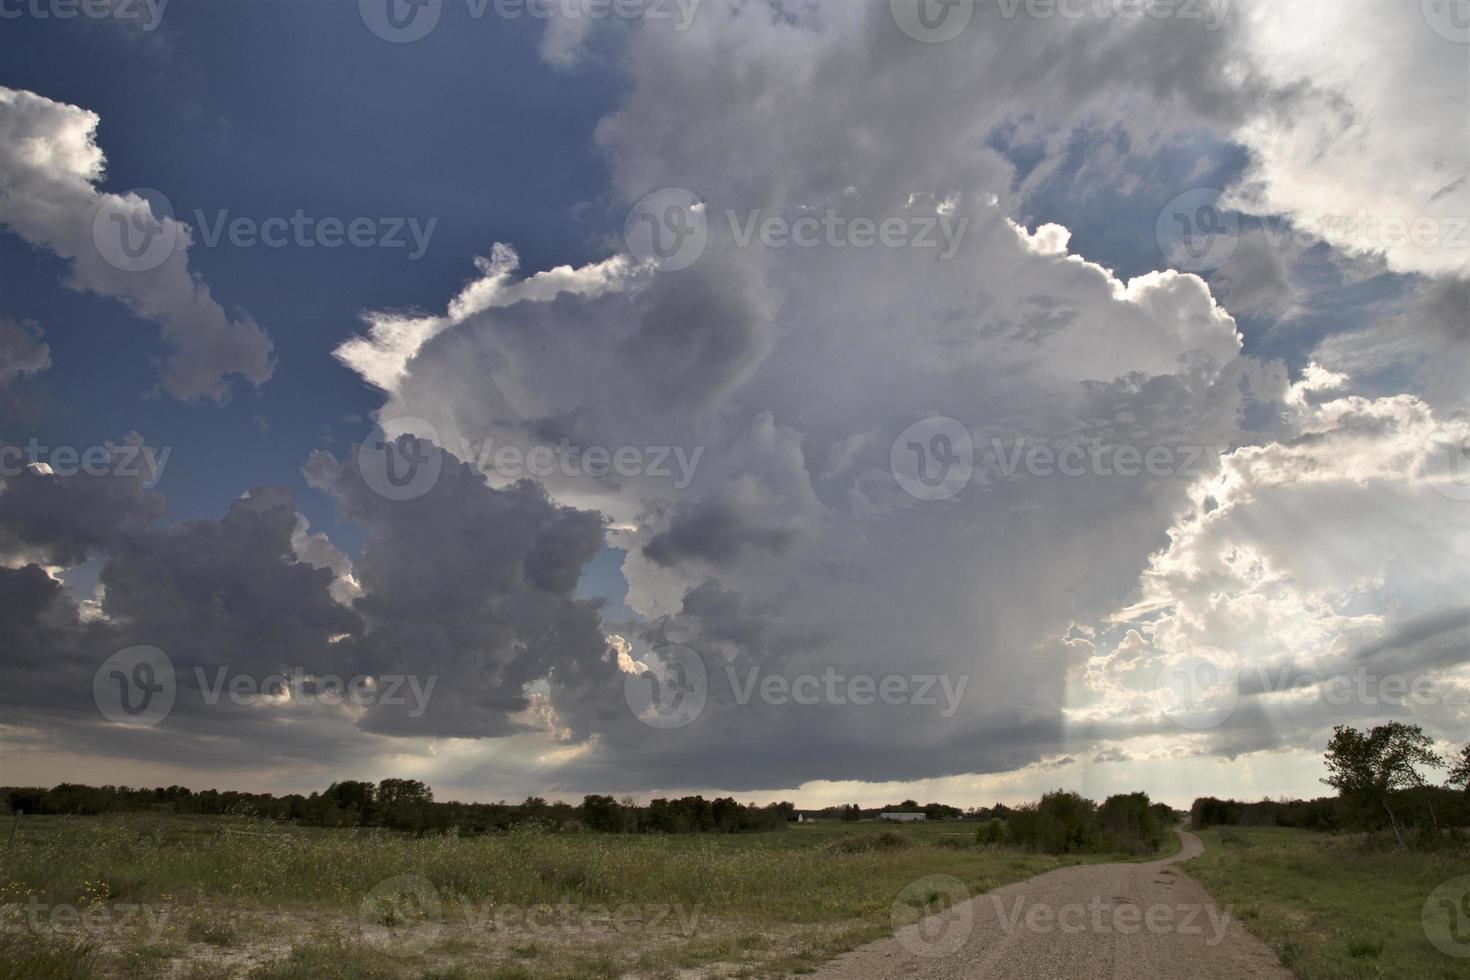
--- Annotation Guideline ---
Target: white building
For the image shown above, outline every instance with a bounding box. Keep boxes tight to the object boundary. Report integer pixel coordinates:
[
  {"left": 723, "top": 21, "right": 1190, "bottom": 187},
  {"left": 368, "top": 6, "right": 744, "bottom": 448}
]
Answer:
[{"left": 879, "top": 812, "right": 926, "bottom": 822}]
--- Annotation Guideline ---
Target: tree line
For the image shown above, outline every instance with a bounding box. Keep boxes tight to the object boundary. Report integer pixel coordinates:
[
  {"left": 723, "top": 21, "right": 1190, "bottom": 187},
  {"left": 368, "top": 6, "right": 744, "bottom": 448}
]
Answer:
[
  {"left": 0, "top": 781, "right": 797, "bottom": 835},
  {"left": 1191, "top": 725, "right": 1470, "bottom": 849}
]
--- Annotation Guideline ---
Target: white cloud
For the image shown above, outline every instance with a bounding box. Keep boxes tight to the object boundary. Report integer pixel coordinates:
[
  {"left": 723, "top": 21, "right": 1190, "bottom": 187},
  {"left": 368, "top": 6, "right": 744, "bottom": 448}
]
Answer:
[
  {"left": 0, "top": 86, "right": 272, "bottom": 402},
  {"left": 1225, "top": 0, "right": 1470, "bottom": 279}
]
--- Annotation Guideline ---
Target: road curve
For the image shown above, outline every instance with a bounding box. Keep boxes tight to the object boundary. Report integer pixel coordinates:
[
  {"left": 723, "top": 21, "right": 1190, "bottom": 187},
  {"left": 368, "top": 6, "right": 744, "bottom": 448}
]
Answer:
[{"left": 807, "top": 830, "right": 1292, "bottom": 980}]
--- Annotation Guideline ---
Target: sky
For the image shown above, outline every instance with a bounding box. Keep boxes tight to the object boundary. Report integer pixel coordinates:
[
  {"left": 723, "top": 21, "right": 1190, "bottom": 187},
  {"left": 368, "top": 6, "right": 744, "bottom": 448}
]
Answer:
[{"left": 0, "top": 0, "right": 1466, "bottom": 811}]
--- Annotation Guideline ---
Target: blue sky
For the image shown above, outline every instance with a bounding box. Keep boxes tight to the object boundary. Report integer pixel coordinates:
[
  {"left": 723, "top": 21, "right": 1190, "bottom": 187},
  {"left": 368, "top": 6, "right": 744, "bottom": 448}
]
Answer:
[{"left": 0, "top": 2, "right": 620, "bottom": 541}]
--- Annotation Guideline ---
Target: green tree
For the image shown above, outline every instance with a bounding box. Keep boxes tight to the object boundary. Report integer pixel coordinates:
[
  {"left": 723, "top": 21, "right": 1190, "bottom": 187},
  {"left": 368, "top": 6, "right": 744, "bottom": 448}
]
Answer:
[
  {"left": 580, "top": 794, "right": 625, "bottom": 833},
  {"left": 1097, "top": 792, "right": 1165, "bottom": 853},
  {"left": 322, "top": 780, "right": 375, "bottom": 824},
  {"left": 1322, "top": 722, "right": 1444, "bottom": 849},
  {"left": 1447, "top": 743, "right": 1470, "bottom": 792}
]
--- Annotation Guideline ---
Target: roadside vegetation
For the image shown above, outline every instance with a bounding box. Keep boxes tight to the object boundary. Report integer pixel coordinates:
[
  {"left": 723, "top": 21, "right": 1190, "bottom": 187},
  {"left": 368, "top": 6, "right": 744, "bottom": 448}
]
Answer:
[
  {"left": 1188, "top": 726, "right": 1470, "bottom": 980},
  {"left": 1186, "top": 825, "right": 1467, "bottom": 980},
  {"left": 0, "top": 802, "right": 1172, "bottom": 979}
]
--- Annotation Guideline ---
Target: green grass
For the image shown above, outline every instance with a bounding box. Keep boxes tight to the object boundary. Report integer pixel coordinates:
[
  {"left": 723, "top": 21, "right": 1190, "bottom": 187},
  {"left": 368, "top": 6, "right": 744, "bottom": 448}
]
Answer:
[
  {"left": 1186, "top": 826, "right": 1470, "bottom": 980},
  {"left": 0, "top": 814, "right": 1172, "bottom": 978}
]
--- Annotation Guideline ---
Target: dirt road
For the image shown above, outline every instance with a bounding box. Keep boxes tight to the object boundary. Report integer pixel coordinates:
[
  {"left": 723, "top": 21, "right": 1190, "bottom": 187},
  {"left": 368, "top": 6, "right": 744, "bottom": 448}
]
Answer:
[{"left": 807, "top": 830, "right": 1292, "bottom": 979}]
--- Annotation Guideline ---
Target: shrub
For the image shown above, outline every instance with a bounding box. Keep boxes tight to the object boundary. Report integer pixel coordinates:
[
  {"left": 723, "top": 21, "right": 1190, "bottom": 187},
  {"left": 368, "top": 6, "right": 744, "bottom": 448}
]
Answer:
[
  {"left": 1007, "top": 790, "right": 1099, "bottom": 854},
  {"left": 975, "top": 819, "right": 1007, "bottom": 847},
  {"left": 1097, "top": 792, "right": 1166, "bottom": 854}
]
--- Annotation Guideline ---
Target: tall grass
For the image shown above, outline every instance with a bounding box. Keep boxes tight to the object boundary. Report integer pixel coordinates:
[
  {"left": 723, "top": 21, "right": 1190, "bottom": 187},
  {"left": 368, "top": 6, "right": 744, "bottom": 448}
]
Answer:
[
  {"left": 0, "top": 814, "right": 1168, "bottom": 978},
  {"left": 1187, "top": 825, "right": 1469, "bottom": 980},
  {"left": 0, "top": 815, "right": 1087, "bottom": 919}
]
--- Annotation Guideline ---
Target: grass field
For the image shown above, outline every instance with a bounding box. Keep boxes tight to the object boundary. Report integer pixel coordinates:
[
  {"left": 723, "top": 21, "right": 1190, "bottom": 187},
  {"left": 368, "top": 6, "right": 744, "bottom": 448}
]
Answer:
[
  {"left": 1186, "top": 826, "right": 1470, "bottom": 980},
  {"left": 0, "top": 814, "right": 1174, "bottom": 979}
]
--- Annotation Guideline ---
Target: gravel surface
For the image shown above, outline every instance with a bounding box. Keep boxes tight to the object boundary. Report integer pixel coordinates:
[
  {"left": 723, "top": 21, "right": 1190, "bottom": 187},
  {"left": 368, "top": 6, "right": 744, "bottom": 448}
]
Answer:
[{"left": 807, "top": 830, "right": 1293, "bottom": 979}]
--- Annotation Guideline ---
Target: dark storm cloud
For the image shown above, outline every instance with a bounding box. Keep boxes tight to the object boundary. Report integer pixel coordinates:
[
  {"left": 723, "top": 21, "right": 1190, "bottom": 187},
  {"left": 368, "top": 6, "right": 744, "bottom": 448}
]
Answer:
[
  {"left": 305, "top": 441, "right": 616, "bottom": 739},
  {"left": 644, "top": 486, "right": 802, "bottom": 566},
  {"left": 0, "top": 468, "right": 357, "bottom": 719},
  {"left": 0, "top": 438, "right": 166, "bottom": 566},
  {"left": 0, "top": 436, "right": 620, "bottom": 771}
]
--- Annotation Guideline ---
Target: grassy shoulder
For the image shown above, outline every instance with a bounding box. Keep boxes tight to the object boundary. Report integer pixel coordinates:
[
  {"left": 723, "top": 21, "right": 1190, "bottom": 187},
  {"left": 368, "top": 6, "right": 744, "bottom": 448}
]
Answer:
[
  {"left": 1, "top": 814, "right": 1171, "bottom": 979},
  {"left": 1185, "top": 825, "right": 1468, "bottom": 980}
]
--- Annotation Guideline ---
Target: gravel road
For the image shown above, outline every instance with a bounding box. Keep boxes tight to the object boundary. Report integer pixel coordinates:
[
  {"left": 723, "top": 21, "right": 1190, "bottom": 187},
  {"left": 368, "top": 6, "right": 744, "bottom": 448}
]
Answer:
[{"left": 807, "top": 830, "right": 1292, "bottom": 979}]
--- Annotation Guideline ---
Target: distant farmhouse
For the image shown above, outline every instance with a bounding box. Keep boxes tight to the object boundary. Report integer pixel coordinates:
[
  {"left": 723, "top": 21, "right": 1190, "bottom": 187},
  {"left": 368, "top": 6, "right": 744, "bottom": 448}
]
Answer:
[{"left": 879, "top": 812, "right": 926, "bottom": 822}]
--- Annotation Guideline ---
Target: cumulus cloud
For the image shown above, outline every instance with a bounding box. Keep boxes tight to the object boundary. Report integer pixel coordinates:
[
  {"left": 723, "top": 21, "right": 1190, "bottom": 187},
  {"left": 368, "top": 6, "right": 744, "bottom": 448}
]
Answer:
[
  {"left": 1224, "top": 1, "right": 1470, "bottom": 279},
  {"left": 0, "top": 435, "right": 615, "bottom": 780},
  {"left": 328, "top": 3, "right": 1275, "bottom": 792},
  {"left": 313, "top": 0, "right": 1463, "bottom": 796},
  {"left": 0, "top": 86, "right": 273, "bottom": 402},
  {"left": 1074, "top": 375, "right": 1470, "bottom": 765},
  {"left": 6, "top": 0, "right": 1463, "bottom": 802},
  {"left": 303, "top": 441, "right": 615, "bottom": 739}
]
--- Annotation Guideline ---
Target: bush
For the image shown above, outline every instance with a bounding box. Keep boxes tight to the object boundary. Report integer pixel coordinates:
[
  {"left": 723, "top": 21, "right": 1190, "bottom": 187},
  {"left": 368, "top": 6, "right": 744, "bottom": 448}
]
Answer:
[
  {"left": 1008, "top": 790, "right": 1099, "bottom": 854},
  {"left": 1008, "top": 790, "right": 1168, "bottom": 855},
  {"left": 1097, "top": 792, "right": 1166, "bottom": 854},
  {"left": 975, "top": 818, "right": 1007, "bottom": 846}
]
